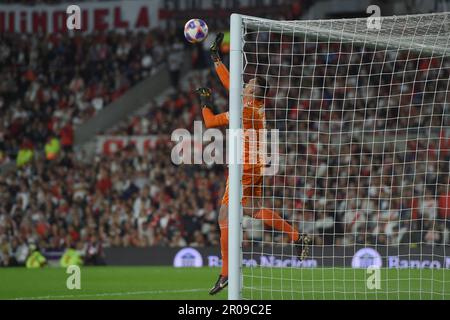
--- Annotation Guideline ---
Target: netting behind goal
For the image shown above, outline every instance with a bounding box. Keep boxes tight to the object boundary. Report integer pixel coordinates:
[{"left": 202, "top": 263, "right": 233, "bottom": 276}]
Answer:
[{"left": 236, "top": 13, "right": 450, "bottom": 300}]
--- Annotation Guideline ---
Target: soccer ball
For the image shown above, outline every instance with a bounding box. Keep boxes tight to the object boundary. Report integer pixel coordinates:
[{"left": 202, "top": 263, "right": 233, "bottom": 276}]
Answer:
[{"left": 184, "top": 19, "right": 209, "bottom": 44}]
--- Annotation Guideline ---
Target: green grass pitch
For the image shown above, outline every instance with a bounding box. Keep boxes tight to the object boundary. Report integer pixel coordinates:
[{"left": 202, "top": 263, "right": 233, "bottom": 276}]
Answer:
[{"left": 0, "top": 267, "right": 449, "bottom": 300}]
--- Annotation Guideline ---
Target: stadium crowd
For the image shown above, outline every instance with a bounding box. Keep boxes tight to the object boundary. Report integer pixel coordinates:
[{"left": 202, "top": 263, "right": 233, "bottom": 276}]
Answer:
[
  {"left": 241, "top": 33, "right": 450, "bottom": 246},
  {"left": 1, "top": 26, "right": 450, "bottom": 267},
  {"left": 0, "top": 29, "right": 176, "bottom": 166}
]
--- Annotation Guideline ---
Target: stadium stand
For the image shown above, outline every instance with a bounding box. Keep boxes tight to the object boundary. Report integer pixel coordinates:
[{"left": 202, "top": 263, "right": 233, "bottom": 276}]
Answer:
[
  {"left": 1, "top": 8, "right": 450, "bottom": 268},
  {"left": 0, "top": 29, "right": 173, "bottom": 166}
]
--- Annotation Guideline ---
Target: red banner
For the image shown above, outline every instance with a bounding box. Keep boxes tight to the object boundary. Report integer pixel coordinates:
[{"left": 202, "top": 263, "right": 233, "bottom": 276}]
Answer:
[{"left": 0, "top": 0, "right": 159, "bottom": 33}]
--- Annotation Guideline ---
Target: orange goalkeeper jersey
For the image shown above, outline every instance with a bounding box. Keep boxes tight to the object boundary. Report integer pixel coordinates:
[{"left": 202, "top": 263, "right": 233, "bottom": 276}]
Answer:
[{"left": 202, "top": 62, "right": 266, "bottom": 175}]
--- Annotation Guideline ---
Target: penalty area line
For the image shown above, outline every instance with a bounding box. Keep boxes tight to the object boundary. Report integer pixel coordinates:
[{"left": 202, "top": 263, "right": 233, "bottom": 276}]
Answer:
[{"left": 13, "top": 288, "right": 208, "bottom": 300}]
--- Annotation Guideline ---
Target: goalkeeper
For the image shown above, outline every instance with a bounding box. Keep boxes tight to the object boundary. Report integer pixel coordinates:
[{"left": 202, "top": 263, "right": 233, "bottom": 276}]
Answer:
[{"left": 197, "top": 33, "right": 311, "bottom": 295}]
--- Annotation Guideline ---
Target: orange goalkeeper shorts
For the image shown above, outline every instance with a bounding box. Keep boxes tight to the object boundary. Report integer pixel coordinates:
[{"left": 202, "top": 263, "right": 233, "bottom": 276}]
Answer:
[{"left": 221, "top": 173, "right": 263, "bottom": 205}]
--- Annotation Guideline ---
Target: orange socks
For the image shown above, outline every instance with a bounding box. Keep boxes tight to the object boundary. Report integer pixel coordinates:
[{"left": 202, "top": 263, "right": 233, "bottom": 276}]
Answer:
[
  {"left": 254, "top": 208, "right": 299, "bottom": 242},
  {"left": 219, "top": 220, "right": 229, "bottom": 277}
]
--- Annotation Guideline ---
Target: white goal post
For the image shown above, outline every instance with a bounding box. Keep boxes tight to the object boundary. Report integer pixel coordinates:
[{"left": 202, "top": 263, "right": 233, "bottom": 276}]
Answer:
[
  {"left": 228, "top": 12, "right": 450, "bottom": 300},
  {"left": 228, "top": 13, "right": 244, "bottom": 300}
]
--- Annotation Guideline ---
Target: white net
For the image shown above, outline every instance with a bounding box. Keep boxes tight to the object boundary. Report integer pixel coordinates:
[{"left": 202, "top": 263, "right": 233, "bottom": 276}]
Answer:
[{"left": 237, "top": 12, "right": 450, "bottom": 299}]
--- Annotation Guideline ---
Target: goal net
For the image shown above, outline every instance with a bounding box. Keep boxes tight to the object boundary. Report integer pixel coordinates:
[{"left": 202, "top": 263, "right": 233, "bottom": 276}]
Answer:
[{"left": 228, "top": 12, "right": 450, "bottom": 300}]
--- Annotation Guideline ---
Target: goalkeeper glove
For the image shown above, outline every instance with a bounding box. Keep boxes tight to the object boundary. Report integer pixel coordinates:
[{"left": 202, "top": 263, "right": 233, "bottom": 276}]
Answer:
[
  {"left": 210, "top": 32, "right": 224, "bottom": 63},
  {"left": 196, "top": 87, "right": 213, "bottom": 107}
]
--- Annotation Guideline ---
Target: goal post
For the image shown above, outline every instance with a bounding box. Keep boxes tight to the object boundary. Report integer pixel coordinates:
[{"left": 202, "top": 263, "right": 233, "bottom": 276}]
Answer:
[
  {"left": 228, "top": 12, "right": 450, "bottom": 300},
  {"left": 228, "top": 12, "right": 244, "bottom": 300}
]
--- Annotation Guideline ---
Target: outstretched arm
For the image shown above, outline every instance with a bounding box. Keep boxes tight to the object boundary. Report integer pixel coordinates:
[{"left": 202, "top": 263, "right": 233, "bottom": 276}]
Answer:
[
  {"left": 210, "top": 33, "right": 230, "bottom": 91},
  {"left": 214, "top": 62, "right": 230, "bottom": 92},
  {"left": 202, "top": 108, "right": 229, "bottom": 128},
  {"left": 196, "top": 87, "right": 229, "bottom": 128}
]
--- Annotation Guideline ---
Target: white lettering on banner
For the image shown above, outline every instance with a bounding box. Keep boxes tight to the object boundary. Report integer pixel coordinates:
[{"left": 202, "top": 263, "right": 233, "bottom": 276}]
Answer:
[
  {"left": 0, "top": 0, "right": 159, "bottom": 33},
  {"left": 207, "top": 255, "right": 221, "bottom": 267},
  {"left": 242, "top": 259, "right": 258, "bottom": 267},
  {"left": 260, "top": 255, "right": 317, "bottom": 268},
  {"left": 206, "top": 254, "right": 450, "bottom": 269},
  {"left": 173, "top": 248, "right": 203, "bottom": 268},
  {"left": 388, "top": 256, "right": 399, "bottom": 267},
  {"left": 97, "top": 136, "right": 163, "bottom": 155},
  {"left": 206, "top": 255, "right": 317, "bottom": 268},
  {"left": 352, "top": 248, "right": 383, "bottom": 268},
  {"left": 388, "top": 256, "right": 444, "bottom": 269}
]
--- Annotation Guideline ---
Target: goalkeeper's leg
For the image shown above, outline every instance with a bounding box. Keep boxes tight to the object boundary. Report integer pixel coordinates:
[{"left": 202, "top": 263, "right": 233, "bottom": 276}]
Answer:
[
  {"left": 209, "top": 179, "right": 311, "bottom": 295},
  {"left": 209, "top": 182, "right": 230, "bottom": 295},
  {"left": 209, "top": 204, "right": 229, "bottom": 295},
  {"left": 247, "top": 205, "right": 311, "bottom": 260},
  {"left": 252, "top": 207, "right": 299, "bottom": 242},
  {"left": 242, "top": 174, "right": 299, "bottom": 242},
  {"left": 241, "top": 175, "right": 310, "bottom": 260}
]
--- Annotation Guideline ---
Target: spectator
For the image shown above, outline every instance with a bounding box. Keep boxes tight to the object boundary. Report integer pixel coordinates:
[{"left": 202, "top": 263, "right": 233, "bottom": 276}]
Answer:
[
  {"left": 84, "top": 236, "right": 105, "bottom": 266},
  {"left": 438, "top": 184, "right": 450, "bottom": 223},
  {"left": 44, "top": 136, "right": 60, "bottom": 161},
  {"left": 16, "top": 140, "right": 34, "bottom": 167},
  {"left": 167, "top": 38, "right": 184, "bottom": 88},
  {"left": 25, "top": 244, "right": 47, "bottom": 268},
  {"left": 1, "top": 22, "right": 450, "bottom": 262},
  {"left": 60, "top": 244, "right": 83, "bottom": 267},
  {"left": 59, "top": 121, "right": 74, "bottom": 152},
  {"left": 420, "top": 193, "right": 438, "bottom": 220}
]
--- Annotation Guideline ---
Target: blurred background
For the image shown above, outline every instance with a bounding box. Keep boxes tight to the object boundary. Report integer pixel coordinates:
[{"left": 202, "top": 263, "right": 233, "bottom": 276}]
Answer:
[{"left": 0, "top": 0, "right": 449, "bottom": 268}]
